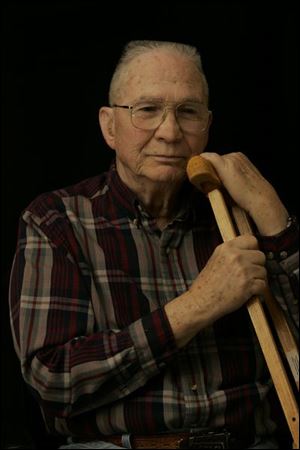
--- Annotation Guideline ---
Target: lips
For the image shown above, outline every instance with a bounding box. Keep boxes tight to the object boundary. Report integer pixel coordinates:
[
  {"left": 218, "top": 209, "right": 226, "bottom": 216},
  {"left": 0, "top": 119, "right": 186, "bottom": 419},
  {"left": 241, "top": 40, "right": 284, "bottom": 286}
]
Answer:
[{"left": 149, "top": 155, "right": 185, "bottom": 159}]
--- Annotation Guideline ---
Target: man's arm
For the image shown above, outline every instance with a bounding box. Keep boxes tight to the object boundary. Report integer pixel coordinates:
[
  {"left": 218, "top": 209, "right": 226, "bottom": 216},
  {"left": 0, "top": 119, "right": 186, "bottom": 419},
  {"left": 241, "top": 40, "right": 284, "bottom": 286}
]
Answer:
[
  {"left": 9, "top": 203, "right": 178, "bottom": 419},
  {"left": 166, "top": 152, "right": 298, "bottom": 347},
  {"left": 199, "top": 152, "right": 298, "bottom": 327}
]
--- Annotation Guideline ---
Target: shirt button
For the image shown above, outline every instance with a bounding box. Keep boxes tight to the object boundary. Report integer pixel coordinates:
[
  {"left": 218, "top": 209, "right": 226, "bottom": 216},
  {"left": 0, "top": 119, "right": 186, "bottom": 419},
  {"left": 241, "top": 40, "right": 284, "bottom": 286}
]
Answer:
[
  {"left": 280, "top": 251, "right": 288, "bottom": 259},
  {"left": 266, "top": 252, "right": 274, "bottom": 260},
  {"left": 191, "top": 384, "right": 198, "bottom": 392}
]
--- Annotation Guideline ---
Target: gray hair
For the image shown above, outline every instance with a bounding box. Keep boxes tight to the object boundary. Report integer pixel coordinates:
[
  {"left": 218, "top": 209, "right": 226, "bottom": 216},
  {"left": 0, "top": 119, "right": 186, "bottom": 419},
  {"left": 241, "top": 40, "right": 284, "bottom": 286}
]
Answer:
[{"left": 108, "top": 40, "right": 209, "bottom": 105}]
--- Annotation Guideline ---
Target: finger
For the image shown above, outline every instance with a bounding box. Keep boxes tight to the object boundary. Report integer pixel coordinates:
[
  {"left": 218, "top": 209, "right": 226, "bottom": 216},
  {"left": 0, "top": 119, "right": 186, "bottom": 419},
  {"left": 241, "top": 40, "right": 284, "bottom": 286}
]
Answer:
[
  {"left": 227, "top": 234, "right": 259, "bottom": 250},
  {"left": 249, "top": 278, "right": 268, "bottom": 297},
  {"left": 251, "top": 265, "right": 267, "bottom": 281},
  {"left": 200, "top": 152, "right": 224, "bottom": 176},
  {"left": 202, "top": 152, "right": 262, "bottom": 183},
  {"left": 227, "top": 152, "right": 262, "bottom": 177},
  {"left": 244, "top": 250, "right": 266, "bottom": 266}
]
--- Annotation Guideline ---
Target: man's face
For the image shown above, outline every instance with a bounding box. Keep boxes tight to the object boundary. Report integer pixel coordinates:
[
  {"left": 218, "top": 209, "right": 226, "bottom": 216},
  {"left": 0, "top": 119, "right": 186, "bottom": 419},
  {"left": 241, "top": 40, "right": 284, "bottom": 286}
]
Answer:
[{"left": 101, "top": 50, "right": 211, "bottom": 191}]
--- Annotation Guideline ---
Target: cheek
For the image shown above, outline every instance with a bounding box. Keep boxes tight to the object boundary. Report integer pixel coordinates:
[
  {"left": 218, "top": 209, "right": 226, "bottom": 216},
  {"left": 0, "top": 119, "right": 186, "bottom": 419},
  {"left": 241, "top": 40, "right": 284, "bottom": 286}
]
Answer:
[
  {"left": 189, "top": 132, "right": 209, "bottom": 156},
  {"left": 114, "top": 132, "right": 147, "bottom": 163},
  {"left": 114, "top": 121, "right": 150, "bottom": 156}
]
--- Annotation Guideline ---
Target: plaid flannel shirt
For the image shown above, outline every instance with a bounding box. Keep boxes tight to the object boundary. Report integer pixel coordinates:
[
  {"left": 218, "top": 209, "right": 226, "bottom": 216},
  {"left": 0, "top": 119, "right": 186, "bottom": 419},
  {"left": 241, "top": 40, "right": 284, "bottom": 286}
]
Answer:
[{"left": 9, "top": 162, "right": 299, "bottom": 439}]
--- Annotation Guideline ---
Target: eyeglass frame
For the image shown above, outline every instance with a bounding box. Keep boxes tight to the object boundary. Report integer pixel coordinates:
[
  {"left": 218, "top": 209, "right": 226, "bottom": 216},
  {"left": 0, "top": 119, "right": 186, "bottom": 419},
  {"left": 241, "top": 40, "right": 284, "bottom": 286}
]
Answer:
[{"left": 112, "top": 100, "right": 211, "bottom": 132}]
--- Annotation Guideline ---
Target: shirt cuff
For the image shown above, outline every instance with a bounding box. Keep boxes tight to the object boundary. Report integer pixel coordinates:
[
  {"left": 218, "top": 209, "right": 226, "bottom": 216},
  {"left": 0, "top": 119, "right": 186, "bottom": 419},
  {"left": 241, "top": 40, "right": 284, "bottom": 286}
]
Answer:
[
  {"left": 128, "top": 308, "right": 178, "bottom": 378},
  {"left": 257, "top": 217, "right": 299, "bottom": 260}
]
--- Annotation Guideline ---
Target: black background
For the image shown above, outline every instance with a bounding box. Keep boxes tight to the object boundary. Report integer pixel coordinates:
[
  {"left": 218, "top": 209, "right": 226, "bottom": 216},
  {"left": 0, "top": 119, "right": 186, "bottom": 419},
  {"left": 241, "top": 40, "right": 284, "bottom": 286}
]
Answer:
[{"left": 1, "top": 0, "right": 298, "bottom": 447}]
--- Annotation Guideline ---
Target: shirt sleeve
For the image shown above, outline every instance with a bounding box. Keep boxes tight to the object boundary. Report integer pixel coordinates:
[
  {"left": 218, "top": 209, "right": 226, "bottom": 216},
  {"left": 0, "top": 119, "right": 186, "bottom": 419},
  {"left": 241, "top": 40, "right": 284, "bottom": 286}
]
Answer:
[
  {"left": 9, "top": 199, "right": 178, "bottom": 420},
  {"left": 257, "top": 218, "right": 299, "bottom": 333}
]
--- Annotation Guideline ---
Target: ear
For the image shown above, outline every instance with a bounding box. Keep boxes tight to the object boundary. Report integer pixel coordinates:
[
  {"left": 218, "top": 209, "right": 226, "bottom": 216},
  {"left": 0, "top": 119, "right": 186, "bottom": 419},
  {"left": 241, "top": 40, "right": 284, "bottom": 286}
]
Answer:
[{"left": 99, "top": 106, "right": 116, "bottom": 150}]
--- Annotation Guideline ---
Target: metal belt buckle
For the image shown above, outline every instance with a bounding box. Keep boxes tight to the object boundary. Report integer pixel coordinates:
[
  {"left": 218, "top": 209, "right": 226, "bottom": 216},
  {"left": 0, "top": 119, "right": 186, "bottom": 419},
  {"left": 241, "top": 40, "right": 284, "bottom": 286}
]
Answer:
[{"left": 179, "top": 429, "right": 231, "bottom": 449}]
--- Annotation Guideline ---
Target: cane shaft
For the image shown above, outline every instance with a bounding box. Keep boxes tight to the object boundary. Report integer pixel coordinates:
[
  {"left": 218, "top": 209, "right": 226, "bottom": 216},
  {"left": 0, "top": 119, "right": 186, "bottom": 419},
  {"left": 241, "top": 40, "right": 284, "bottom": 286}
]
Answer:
[
  {"left": 231, "top": 205, "right": 299, "bottom": 391},
  {"left": 209, "top": 187, "right": 299, "bottom": 446}
]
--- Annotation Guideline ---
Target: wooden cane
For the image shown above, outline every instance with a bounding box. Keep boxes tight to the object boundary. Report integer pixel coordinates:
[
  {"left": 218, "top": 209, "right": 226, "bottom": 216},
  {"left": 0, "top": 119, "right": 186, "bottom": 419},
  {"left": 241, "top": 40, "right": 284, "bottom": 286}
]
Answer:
[
  {"left": 186, "top": 155, "right": 299, "bottom": 448},
  {"left": 231, "top": 204, "right": 299, "bottom": 392}
]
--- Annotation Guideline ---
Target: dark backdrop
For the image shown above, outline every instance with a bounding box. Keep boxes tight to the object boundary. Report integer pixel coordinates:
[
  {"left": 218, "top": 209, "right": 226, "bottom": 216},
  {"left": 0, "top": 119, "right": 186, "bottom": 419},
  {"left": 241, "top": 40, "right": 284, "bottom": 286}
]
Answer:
[{"left": 1, "top": 1, "right": 298, "bottom": 447}]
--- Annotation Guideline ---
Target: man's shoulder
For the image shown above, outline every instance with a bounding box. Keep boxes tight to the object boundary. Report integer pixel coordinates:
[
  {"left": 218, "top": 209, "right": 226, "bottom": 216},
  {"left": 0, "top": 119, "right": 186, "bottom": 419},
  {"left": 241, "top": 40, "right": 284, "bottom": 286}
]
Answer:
[
  {"left": 53, "top": 172, "right": 107, "bottom": 200},
  {"left": 24, "top": 171, "right": 110, "bottom": 221}
]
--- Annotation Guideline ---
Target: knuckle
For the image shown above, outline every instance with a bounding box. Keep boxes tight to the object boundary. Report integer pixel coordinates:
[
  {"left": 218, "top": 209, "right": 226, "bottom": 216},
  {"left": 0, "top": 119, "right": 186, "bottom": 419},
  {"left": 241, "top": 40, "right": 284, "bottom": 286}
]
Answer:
[
  {"left": 232, "top": 252, "right": 243, "bottom": 266},
  {"left": 236, "top": 234, "right": 258, "bottom": 248},
  {"left": 250, "top": 280, "right": 266, "bottom": 297},
  {"left": 246, "top": 235, "right": 258, "bottom": 248},
  {"left": 225, "top": 238, "right": 238, "bottom": 250}
]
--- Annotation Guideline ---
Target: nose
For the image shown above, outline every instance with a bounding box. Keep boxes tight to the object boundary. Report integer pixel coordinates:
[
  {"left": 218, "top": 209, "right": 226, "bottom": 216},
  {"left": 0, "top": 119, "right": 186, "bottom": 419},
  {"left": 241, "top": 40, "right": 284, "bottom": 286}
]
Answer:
[{"left": 154, "top": 106, "right": 182, "bottom": 140}]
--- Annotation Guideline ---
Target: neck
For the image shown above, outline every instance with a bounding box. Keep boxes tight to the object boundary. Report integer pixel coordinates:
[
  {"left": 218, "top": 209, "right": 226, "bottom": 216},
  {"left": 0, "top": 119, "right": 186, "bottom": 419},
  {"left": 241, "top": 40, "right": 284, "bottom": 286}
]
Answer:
[
  {"left": 116, "top": 165, "right": 184, "bottom": 228},
  {"left": 138, "top": 184, "right": 182, "bottom": 232}
]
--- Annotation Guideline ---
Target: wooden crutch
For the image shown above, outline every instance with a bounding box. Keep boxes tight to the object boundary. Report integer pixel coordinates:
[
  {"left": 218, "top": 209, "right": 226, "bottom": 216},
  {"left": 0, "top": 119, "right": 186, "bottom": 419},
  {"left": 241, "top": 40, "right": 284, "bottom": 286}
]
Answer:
[
  {"left": 231, "top": 205, "right": 299, "bottom": 392},
  {"left": 186, "top": 155, "right": 299, "bottom": 448}
]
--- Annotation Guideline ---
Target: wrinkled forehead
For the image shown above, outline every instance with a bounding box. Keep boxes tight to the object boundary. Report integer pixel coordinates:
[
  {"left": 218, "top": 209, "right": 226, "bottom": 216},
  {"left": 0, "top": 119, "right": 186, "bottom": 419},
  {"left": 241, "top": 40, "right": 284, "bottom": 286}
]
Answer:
[{"left": 118, "top": 50, "right": 206, "bottom": 102}]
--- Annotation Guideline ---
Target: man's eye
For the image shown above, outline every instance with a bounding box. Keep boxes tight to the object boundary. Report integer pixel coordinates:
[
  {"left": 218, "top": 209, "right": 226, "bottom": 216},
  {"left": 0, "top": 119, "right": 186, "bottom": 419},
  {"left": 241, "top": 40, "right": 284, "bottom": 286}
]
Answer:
[
  {"left": 179, "top": 105, "right": 198, "bottom": 115},
  {"left": 135, "top": 104, "right": 160, "bottom": 113}
]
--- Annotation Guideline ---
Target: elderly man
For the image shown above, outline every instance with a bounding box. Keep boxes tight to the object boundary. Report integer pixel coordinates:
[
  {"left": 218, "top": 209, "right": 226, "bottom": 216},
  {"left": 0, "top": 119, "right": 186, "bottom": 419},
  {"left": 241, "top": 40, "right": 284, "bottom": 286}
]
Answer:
[{"left": 9, "top": 40, "right": 298, "bottom": 449}]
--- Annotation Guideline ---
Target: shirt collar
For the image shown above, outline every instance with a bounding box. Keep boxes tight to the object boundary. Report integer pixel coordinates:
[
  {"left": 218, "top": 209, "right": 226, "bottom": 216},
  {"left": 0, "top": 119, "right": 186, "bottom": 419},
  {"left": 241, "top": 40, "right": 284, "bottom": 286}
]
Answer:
[
  {"left": 106, "top": 159, "right": 209, "bottom": 229},
  {"left": 106, "top": 161, "right": 140, "bottom": 221}
]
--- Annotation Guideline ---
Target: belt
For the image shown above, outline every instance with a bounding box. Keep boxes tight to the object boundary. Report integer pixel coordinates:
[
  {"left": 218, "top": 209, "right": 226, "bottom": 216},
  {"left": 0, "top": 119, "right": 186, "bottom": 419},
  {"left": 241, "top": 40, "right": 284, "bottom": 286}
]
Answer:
[{"left": 102, "top": 429, "right": 253, "bottom": 449}]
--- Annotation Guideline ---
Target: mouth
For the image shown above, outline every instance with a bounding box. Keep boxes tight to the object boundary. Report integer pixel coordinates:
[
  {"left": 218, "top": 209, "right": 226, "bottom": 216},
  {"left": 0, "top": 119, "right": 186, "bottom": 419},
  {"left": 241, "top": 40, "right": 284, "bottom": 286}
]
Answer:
[{"left": 149, "top": 155, "right": 185, "bottom": 162}]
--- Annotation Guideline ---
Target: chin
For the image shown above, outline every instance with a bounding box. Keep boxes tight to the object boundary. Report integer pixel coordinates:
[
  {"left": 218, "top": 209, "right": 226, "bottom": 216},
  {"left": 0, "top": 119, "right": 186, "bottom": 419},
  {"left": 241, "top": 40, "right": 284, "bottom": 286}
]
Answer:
[{"left": 146, "top": 166, "right": 185, "bottom": 184}]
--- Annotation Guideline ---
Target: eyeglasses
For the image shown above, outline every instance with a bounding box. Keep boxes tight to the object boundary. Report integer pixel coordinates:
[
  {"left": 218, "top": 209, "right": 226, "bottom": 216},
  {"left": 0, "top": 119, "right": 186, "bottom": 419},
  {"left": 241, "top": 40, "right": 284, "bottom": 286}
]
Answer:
[{"left": 112, "top": 100, "right": 211, "bottom": 132}]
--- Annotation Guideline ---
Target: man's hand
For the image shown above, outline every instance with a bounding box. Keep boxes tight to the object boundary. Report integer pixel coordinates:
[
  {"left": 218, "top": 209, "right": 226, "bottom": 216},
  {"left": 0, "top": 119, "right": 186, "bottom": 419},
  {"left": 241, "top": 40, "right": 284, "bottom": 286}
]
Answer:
[
  {"left": 200, "top": 152, "right": 289, "bottom": 236},
  {"left": 189, "top": 235, "right": 267, "bottom": 322},
  {"left": 165, "top": 235, "right": 267, "bottom": 348}
]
